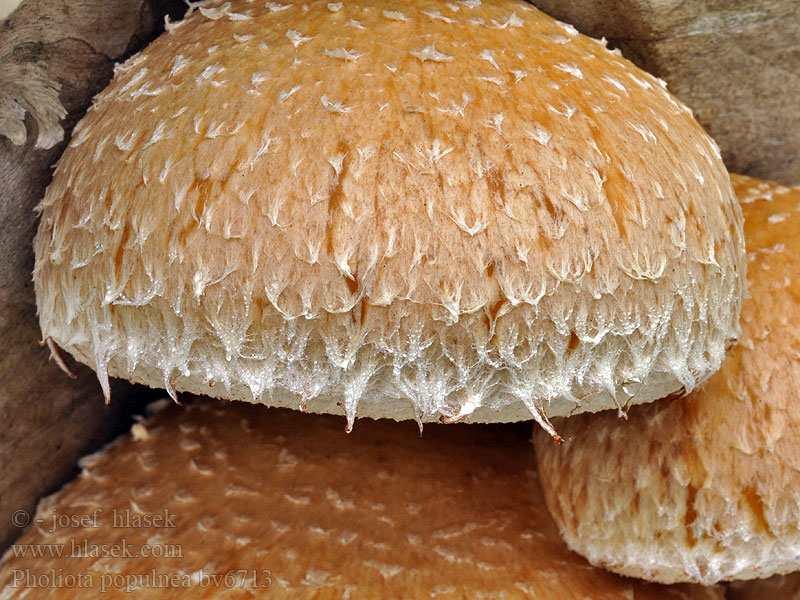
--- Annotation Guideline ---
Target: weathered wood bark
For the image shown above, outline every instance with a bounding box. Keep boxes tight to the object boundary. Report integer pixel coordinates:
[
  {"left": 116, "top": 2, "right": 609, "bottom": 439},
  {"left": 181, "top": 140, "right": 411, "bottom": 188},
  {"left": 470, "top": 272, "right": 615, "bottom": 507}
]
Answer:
[
  {"left": 0, "top": 1, "right": 22, "bottom": 21},
  {"left": 0, "top": 0, "right": 185, "bottom": 551},
  {"left": 531, "top": 0, "right": 800, "bottom": 185}
]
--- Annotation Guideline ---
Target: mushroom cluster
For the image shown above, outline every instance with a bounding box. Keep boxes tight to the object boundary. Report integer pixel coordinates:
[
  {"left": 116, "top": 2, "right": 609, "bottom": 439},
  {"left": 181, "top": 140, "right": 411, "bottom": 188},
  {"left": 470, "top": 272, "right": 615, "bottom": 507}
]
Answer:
[{"left": 3, "top": 0, "right": 798, "bottom": 596}]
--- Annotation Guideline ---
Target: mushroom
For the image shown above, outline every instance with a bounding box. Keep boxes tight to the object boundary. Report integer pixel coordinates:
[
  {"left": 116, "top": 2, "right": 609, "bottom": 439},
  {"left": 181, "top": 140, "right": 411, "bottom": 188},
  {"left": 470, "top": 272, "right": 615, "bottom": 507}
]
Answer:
[
  {"left": 33, "top": 0, "right": 745, "bottom": 432},
  {"left": 534, "top": 175, "right": 800, "bottom": 584},
  {"left": 727, "top": 572, "right": 800, "bottom": 600},
  {"left": 0, "top": 397, "right": 727, "bottom": 599}
]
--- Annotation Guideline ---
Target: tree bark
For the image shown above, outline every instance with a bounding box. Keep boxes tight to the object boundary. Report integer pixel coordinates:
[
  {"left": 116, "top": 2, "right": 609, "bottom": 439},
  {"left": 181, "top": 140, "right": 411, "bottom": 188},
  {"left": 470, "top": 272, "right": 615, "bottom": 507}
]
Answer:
[{"left": 531, "top": 0, "right": 800, "bottom": 185}]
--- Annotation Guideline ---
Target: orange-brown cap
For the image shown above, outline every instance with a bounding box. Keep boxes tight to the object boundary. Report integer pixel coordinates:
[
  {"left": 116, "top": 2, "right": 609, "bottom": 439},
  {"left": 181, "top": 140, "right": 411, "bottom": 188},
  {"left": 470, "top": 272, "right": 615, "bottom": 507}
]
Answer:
[
  {"left": 535, "top": 175, "right": 800, "bottom": 584},
  {"left": 727, "top": 572, "right": 800, "bottom": 600},
  {"left": 34, "top": 0, "right": 745, "bottom": 429},
  {"left": 0, "top": 398, "right": 723, "bottom": 599}
]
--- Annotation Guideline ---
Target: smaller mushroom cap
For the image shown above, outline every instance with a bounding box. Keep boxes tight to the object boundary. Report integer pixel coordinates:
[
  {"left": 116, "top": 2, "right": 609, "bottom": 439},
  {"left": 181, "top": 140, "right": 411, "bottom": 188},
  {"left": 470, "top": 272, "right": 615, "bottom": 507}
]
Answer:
[
  {"left": 535, "top": 175, "right": 800, "bottom": 584},
  {"left": 0, "top": 397, "right": 725, "bottom": 600}
]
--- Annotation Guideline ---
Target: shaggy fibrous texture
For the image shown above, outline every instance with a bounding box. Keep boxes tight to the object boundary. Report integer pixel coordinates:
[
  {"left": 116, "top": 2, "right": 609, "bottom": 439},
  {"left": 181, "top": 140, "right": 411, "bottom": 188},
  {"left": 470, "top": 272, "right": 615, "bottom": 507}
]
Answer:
[
  {"left": 34, "top": 0, "right": 745, "bottom": 429},
  {"left": 0, "top": 398, "right": 725, "bottom": 599},
  {"left": 535, "top": 175, "right": 800, "bottom": 584}
]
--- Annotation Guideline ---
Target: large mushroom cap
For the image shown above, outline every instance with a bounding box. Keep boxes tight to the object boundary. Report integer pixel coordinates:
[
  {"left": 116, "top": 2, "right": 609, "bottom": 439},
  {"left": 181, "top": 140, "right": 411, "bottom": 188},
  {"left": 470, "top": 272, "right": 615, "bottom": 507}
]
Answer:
[
  {"left": 0, "top": 398, "right": 725, "bottom": 600},
  {"left": 34, "top": 0, "right": 745, "bottom": 428},
  {"left": 534, "top": 175, "right": 800, "bottom": 584}
]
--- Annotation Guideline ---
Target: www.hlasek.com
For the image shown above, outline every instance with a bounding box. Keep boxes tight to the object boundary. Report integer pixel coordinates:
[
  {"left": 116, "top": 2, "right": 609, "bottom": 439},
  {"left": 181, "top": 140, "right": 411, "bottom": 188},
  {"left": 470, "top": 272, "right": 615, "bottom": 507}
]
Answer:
[
  {"left": 11, "top": 568, "right": 273, "bottom": 593},
  {"left": 11, "top": 537, "right": 183, "bottom": 559}
]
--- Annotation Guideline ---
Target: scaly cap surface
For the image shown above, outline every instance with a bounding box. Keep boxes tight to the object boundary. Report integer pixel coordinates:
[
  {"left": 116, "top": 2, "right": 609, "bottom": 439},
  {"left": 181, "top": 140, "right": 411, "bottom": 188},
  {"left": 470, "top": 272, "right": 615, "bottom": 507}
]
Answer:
[
  {"left": 535, "top": 175, "right": 800, "bottom": 583},
  {"left": 34, "top": 0, "right": 745, "bottom": 428},
  {"left": 0, "top": 398, "right": 725, "bottom": 599}
]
